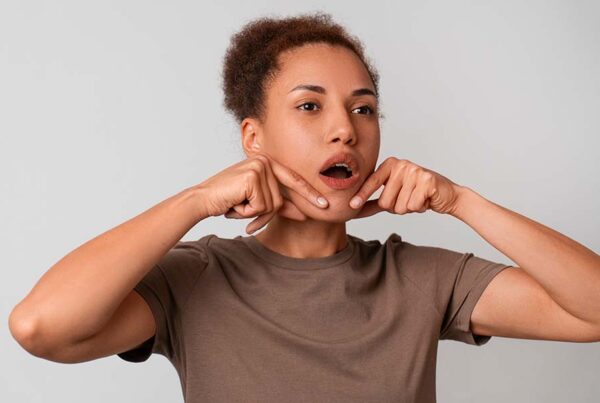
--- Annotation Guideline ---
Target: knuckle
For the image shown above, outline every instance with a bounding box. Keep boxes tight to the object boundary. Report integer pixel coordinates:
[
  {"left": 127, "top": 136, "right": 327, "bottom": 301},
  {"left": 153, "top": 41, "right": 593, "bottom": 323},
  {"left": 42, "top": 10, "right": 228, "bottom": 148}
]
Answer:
[
  {"left": 246, "top": 169, "right": 261, "bottom": 182},
  {"left": 288, "top": 169, "right": 303, "bottom": 183},
  {"left": 394, "top": 200, "right": 404, "bottom": 212},
  {"left": 407, "top": 201, "right": 419, "bottom": 211},
  {"left": 250, "top": 157, "right": 267, "bottom": 170},
  {"left": 371, "top": 175, "right": 384, "bottom": 188},
  {"left": 377, "top": 198, "right": 390, "bottom": 210},
  {"left": 275, "top": 198, "right": 284, "bottom": 210},
  {"left": 398, "top": 159, "right": 411, "bottom": 169},
  {"left": 422, "top": 172, "right": 434, "bottom": 181},
  {"left": 255, "top": 154, "right": 272, "bottom": 168}
]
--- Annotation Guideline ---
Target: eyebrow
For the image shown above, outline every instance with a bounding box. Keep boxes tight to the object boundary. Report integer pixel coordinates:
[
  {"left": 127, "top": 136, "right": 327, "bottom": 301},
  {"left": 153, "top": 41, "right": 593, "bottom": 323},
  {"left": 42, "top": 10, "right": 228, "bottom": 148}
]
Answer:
[{"left": 288, "top": 84, "right": 377, "bottom": 98}]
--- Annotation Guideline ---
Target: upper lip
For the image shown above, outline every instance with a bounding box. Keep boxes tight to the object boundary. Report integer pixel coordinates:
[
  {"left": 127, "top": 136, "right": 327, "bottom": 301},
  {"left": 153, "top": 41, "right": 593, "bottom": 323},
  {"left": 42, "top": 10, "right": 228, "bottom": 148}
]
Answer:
[{"left": 319, "top": 152, "right": 359, "bottom": 176}]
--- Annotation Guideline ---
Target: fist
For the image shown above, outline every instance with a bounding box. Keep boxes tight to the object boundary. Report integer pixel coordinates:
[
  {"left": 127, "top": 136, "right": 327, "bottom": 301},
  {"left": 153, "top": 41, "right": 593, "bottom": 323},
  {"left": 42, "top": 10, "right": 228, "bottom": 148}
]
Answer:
[
  {"left": 349, "top": 157, "right": 463, "bottom": 218},
  {"left": 195, "top": 153, "right": 330, "bottom": 234}
]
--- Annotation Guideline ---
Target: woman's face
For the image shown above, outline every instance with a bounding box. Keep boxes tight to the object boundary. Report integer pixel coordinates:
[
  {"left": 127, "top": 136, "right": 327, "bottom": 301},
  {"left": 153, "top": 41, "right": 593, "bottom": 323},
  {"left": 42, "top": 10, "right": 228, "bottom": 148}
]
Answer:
[{"left": 243, "top": 43, "right": 381, "bottom": 221}]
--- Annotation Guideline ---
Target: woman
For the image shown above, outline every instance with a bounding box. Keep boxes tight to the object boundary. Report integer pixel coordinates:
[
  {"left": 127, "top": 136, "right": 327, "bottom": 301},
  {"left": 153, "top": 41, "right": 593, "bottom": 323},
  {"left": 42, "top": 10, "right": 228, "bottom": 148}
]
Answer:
[{"left": 9, "top": 12, "right": 600, "bottom": 403}]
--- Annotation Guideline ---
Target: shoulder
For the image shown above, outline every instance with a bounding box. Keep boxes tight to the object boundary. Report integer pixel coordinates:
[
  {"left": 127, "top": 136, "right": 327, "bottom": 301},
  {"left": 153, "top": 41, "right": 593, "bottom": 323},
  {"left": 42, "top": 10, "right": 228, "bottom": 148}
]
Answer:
[
  {"left": 373, "top": 233, "right": 472, "bottom": 294},
  {"left": 377, "top": 232, "right": 464, "bottom": 264},
  {"left": 164, "top": 234, "right": 216, "bottom": 267}
]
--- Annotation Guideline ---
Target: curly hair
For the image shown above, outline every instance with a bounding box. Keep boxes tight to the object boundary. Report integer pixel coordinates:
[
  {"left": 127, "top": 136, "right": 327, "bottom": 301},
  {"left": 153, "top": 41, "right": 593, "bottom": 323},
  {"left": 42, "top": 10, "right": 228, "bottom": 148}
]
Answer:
[{"left": 220, "top": 11, "right": 382, "bottom": 125}]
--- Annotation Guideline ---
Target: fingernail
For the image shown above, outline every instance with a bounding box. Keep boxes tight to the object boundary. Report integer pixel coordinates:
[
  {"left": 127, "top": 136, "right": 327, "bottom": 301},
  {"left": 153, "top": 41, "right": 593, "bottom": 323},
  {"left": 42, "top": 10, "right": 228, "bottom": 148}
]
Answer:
[
  {"left": 350, "top": 196, "right": 362, "bottom": 208},
  {"left": 317, "top": 196, "right": 328, "bottom": 207}
]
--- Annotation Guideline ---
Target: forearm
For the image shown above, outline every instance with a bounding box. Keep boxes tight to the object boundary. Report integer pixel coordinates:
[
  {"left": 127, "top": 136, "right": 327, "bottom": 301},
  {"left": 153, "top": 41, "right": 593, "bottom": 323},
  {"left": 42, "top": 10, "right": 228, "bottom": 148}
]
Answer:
[
  {"left": 9, "top": 185, "right": 209, "bottom": 349},
  {"left": 451, "top": 186, "right": 600, "bottom": 324}
]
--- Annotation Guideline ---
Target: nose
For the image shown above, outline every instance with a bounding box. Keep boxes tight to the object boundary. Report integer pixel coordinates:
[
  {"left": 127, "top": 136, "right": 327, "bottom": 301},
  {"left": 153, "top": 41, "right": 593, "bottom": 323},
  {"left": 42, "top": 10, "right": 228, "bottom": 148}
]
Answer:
[{"left": 325, "top": 106, "right": 357, "bottom": 146}]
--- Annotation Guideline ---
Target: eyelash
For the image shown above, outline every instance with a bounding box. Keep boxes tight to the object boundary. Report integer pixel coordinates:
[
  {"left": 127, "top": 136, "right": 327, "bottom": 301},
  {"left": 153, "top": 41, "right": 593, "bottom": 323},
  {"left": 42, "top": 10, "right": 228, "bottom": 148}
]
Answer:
[{"left": 297, "top": 102, "right": 374, "bottom": 115}]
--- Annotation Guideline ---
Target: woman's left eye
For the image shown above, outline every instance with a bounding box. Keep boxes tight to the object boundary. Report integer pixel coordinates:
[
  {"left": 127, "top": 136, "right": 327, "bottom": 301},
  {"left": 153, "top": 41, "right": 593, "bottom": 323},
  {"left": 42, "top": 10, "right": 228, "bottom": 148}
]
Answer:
[{"left": 352, "top": 105, "right": 374, "bottom": 115}]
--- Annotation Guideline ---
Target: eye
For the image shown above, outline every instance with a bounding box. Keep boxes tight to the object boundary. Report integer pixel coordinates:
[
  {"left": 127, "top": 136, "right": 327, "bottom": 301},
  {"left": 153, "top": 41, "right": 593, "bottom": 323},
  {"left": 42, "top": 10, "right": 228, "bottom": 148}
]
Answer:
[
  {"left": 297, "top": 102, "right": 320, "bottom": 112},
  {"left": 352, "top": 105, "right": 374, "bottom": 115},
  {"left": 296, "top": 102, "right": 375, "bottom": 115}
]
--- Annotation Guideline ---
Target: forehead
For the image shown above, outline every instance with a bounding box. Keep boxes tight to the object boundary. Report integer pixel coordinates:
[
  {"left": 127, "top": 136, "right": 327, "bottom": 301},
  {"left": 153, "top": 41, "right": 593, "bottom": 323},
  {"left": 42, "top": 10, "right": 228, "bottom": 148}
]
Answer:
[{"left": 270, "top": 43, "right": 374, "bottom": 94}]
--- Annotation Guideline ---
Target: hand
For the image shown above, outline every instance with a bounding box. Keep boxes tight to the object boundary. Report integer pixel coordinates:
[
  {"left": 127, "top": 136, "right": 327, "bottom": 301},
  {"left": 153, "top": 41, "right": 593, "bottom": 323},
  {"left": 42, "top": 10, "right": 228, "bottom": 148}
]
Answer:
[
  {"left": 349, "top": 157, "right": 463, "bottom": 218},
  {"left": 196, "top": 153, "right": 329, "bottom": 234}
]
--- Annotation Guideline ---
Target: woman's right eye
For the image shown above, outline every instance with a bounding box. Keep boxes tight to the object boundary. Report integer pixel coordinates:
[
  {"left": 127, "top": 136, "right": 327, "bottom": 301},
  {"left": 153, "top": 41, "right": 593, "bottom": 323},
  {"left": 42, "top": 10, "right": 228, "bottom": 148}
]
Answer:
[{"left": 297, "top": 102, "right": 320, "bottom": 112}]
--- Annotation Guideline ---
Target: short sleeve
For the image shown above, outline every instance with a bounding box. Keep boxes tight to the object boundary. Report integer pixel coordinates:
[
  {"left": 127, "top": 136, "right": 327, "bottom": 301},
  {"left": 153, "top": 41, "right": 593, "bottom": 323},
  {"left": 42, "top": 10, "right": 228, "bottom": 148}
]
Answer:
[
  {"left": 387, "top": 233, "right": 512, "bottom": 347},
  {"left": 438, "top": 252, "right": 512, "bottom": 346},
  {"left": 117, "top": 237, "right": 210, "bottom": 363}
]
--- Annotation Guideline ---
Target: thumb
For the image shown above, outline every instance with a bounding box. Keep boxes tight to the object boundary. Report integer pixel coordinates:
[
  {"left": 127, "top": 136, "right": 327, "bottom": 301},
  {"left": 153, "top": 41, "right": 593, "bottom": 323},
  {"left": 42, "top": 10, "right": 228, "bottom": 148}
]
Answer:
[
  {"left": 277, "top": 198, "right": 308, "bottom": 221},
  {"left": 224, "top": 198, "right": 307, "bottom": 221}
]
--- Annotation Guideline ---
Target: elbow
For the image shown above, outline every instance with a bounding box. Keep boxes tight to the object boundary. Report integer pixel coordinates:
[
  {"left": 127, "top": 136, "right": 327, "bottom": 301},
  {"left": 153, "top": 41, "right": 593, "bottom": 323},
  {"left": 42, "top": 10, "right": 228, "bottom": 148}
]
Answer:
[{"left": 8, "top": 306, "right": 52, "bottom": 358}]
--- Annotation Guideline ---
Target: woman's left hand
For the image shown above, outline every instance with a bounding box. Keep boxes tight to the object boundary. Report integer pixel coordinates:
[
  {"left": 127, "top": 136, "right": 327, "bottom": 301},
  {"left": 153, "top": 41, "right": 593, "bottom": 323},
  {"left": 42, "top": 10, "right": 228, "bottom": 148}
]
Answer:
[{"left": 349, "top": 157, "right": 464, "bottom": 218}]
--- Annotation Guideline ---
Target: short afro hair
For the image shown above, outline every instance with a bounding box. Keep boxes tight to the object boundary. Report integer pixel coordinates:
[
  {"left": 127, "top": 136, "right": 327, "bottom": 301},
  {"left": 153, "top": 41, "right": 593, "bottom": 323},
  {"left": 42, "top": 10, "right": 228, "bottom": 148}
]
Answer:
[{"left": 220, "top": 11, "right": 381, "bottom": 125}]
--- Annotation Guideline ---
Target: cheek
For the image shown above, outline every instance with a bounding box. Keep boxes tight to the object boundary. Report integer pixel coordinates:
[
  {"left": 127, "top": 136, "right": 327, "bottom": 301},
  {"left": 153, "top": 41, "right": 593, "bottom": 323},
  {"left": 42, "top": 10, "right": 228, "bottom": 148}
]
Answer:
[
  {"left": 367, "top": 136, "right": 381, "bottom": 166},
  {"left": 273, "top": 129, "right": 317, "bottom": 160},
  {"left": 268, "top": 119, "right": 309, "bottom": 148}
]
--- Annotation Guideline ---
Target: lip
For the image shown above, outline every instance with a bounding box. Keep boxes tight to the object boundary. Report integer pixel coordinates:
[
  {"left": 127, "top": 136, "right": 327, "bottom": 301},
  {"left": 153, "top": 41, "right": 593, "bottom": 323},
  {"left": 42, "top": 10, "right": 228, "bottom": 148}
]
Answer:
[{"left": 318, "top": 152, "right": 360, "bottom": 176}]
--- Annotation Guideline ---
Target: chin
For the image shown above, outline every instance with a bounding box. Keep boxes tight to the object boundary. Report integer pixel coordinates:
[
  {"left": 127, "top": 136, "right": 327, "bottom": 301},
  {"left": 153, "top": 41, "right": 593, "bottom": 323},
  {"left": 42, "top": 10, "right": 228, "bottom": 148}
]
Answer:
[{"left": 303, "top": 198, "right": 358, "bottom": 223}]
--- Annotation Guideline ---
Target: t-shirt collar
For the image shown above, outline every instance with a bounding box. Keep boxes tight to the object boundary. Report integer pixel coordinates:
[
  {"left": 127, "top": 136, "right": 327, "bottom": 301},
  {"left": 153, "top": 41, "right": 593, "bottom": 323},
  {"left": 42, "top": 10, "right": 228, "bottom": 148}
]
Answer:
[{"left": 236, "top": 234, "right": 356, "bottom": 270}]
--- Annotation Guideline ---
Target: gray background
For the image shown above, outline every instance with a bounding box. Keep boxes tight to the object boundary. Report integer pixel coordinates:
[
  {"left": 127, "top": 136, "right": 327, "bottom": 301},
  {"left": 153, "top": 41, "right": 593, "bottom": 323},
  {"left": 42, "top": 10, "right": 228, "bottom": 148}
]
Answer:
[{"left": 2, "top": 1, "right": 599, "bottom": 402}]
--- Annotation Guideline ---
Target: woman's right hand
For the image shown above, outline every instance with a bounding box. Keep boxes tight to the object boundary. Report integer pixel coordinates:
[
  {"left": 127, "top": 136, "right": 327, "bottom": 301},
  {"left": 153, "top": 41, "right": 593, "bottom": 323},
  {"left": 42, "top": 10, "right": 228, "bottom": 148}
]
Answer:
[{"left": 195, "top": 153, "right": 330, "bottom": 234}]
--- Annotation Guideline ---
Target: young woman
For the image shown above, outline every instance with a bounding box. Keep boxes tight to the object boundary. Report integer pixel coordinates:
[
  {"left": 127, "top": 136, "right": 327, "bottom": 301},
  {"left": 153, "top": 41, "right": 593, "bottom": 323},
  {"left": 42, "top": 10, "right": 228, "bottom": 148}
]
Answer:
[{"left": 9, "top": 12, "right": 600, "bottom": 403}]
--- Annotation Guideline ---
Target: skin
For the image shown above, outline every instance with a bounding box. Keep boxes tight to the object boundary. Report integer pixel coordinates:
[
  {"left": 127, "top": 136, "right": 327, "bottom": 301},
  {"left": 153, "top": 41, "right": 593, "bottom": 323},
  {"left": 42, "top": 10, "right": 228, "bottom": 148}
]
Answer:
[
  {"left": 240, "top": 43, "right": 381, "bottom": 258},
  {"left": 232, "top": 42, "right": 465, "bottom": 260}
]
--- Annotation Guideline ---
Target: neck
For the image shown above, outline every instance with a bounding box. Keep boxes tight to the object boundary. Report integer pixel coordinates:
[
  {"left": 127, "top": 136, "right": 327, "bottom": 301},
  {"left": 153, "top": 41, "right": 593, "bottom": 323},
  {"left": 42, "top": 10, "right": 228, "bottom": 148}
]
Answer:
[{"left": 253, "top": 214, "right": 348, "bottom": 259}]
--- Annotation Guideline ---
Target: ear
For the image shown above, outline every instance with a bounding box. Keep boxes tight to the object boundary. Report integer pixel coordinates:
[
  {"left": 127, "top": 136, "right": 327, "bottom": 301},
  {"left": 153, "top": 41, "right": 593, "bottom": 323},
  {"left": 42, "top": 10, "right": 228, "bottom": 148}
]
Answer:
[{"left": 241, "top": 117, "right": 263, "bottom": 157}]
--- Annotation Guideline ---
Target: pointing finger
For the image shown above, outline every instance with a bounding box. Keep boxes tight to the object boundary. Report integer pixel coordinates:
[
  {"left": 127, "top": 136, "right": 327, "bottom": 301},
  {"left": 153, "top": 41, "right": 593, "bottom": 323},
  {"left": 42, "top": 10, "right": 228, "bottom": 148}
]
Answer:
[
  {"left": 350, "top": 159, "right": 393, "bottom": 209},
  {"left": 258, "top": 153, "right": 329, "bottom": 209}
]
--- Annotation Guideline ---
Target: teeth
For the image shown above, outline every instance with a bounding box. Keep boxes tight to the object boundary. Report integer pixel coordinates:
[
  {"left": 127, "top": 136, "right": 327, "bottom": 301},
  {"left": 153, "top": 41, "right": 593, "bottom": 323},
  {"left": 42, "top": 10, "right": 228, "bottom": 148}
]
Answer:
[{"left": 333, "top": 163, "right": 352, "bottom": 172}]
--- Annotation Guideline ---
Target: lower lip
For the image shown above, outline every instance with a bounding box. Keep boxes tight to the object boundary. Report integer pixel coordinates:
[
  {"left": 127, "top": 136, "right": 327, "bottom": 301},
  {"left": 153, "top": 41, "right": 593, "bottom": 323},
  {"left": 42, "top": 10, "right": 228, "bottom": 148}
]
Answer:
[{"left": 319, "top": 172, "right": 360, "bottom": 190}]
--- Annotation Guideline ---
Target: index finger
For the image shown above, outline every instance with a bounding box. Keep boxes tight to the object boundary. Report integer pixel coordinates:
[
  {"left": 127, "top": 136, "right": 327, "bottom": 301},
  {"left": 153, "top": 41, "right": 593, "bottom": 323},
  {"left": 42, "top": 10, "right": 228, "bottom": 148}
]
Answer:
[
  {"left": 255, "top": 153, "right": 329, "bottom": 208},
  {"left": 350, "top": 159, "right": 393, "bottom": 209}
]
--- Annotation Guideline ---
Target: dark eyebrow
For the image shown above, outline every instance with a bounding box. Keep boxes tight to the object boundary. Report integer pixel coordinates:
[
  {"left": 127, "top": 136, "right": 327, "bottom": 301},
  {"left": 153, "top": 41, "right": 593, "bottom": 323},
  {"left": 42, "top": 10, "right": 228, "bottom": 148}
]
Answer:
[{"left": 288, "top": 84, "right": 376, "bottom": 98}]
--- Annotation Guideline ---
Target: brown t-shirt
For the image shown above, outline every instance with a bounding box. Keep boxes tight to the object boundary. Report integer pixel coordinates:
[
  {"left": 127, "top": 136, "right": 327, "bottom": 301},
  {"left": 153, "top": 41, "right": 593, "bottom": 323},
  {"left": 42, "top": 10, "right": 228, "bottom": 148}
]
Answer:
[{"left": 117, "top": 232, "right": 511, "bottom": 402}]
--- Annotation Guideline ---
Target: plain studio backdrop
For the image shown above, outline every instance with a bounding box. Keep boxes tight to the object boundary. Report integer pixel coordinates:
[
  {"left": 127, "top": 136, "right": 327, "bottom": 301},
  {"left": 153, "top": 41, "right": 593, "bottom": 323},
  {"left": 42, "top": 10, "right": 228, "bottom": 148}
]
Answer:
[{"left": 2, "top": 1, "right": 599, "bottom": 402}]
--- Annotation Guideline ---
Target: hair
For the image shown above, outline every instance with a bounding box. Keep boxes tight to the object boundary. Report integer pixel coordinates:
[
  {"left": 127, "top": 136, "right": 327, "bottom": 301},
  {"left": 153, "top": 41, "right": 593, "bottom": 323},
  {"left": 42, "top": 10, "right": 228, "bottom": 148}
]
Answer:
[{"left": 220, "top": 11, "right": 382, "bottom": 125}]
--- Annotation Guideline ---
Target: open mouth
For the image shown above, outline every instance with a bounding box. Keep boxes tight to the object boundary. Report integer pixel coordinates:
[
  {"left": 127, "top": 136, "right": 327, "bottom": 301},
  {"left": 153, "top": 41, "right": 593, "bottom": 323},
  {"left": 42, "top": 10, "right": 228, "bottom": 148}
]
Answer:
[
  {"left": 317, "top": 152, "right": 360, "bottom": 190},
  {"left": 318, "top": 162, "right": 359, "bottom": 191},
  {"left": 319, "top": 163, "right": 354, "bottom": 179}
]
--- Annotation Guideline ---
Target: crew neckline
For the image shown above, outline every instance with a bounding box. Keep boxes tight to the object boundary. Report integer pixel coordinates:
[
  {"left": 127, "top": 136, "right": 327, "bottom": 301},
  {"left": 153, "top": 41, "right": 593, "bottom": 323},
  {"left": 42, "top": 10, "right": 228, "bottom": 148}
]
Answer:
[{"left": 236, "top": 233, "right": 356, "bottom": 270}]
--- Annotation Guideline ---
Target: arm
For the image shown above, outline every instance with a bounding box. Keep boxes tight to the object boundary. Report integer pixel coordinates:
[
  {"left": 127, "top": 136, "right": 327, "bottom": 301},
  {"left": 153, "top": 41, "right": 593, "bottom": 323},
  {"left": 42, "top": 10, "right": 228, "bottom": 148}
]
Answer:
[
  {"left": 451, "top": 186, "right": 600, "bottom": 340},
  {"left": 8, "top": 185, "right": 210, "bottom": 356}
]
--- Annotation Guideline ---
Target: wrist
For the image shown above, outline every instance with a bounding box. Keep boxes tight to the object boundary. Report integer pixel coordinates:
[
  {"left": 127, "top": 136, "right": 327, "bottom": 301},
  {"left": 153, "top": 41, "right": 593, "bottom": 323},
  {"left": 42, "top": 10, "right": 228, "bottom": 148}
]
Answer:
[
  {"left": 450, "top": 185, "right": 478, "bottom": 220},
  {"left": 181, "top": 184, "right": 211, "bottom": 222}
]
